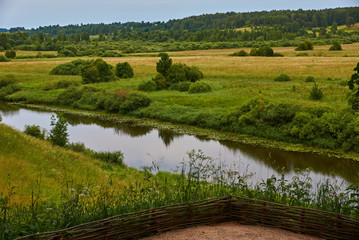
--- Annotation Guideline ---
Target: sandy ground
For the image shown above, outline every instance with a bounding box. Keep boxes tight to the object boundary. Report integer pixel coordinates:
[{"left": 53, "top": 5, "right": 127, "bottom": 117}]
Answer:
[{"left": 141, "top": 222, "right": 322, "bottom": 240}]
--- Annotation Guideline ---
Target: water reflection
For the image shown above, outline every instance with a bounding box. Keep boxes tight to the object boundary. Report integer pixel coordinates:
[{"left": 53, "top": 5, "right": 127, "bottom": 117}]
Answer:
[{"left": 1, "top": 102, "right": 359, "bottom": 186}]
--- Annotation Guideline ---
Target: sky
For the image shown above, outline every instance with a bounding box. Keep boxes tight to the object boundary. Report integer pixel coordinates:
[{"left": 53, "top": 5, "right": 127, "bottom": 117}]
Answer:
[{"left": 0, "top": 0, "right": 358, "bottom": 29}]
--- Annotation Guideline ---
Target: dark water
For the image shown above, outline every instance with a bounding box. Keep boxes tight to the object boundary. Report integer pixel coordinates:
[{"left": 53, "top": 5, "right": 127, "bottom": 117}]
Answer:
[{"left": 1, "top": 102, "right": 359, "bottom": 187}]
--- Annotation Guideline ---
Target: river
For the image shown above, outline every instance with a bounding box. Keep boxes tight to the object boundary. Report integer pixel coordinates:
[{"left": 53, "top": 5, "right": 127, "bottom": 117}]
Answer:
[{"left": 1, "top": 102, "right": 358, "bottom": 188}]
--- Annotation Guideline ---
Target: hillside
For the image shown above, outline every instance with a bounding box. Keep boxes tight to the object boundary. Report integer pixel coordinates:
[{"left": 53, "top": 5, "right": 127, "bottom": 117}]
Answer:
[{"left": 0, "top": 123, "right": 142, "bottom": 204}]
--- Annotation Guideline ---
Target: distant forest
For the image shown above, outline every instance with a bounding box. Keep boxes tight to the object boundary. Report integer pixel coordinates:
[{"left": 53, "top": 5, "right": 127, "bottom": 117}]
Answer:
[{"left": 1, "top": 7, "right": 358, "bottom": 54}]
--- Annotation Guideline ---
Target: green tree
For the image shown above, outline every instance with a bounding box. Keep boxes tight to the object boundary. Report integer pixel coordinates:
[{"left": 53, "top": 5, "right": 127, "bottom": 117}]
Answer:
[
  {"left": 24, "top": 125, "right": 45, "bottom": 139},
  {"left": 331, "top": 21, "right": 338, "bottom": 34},
  {"left": 346, "top": 16, "right": 355, "bottom": 27},
  {"left": 49, "top": 113, "right": 69, "bottom": 147},
  {"left": 156, "top": 53, "right": 172, "bottom": 76},
  {"left": 115, "top": 62, "right": 134, "bottom": 78},
  {"left": 329, "top": 41, "right": 342, "bottom": 51}
]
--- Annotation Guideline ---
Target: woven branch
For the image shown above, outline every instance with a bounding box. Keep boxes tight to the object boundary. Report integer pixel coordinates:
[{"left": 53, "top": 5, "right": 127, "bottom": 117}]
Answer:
[{"left": 17, "top": 195, "right": 359, "bottom": 240}]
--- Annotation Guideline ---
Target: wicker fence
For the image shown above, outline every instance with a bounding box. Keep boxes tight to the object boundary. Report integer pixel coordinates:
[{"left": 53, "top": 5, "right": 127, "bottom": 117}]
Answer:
[{"left": 18, "top": 195, "right": 359, "bottom": 240}]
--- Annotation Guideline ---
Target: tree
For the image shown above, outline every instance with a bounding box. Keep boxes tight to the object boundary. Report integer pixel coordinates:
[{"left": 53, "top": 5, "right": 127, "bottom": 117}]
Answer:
[
  {"left": 348, "top": 63, "right": 359, "bottom": 110},
  {"left": 49, "top": 113, "right": 69, "bottom": 147},
  {"left": 309, "top": 83, "right": 323, "bottom": 100},
  {"left": 346, "top": 16, "right": 355, "bottom": 27},
  {"left": 115, "top": 62, "right": 134, "bottom": 78},
  {"left": 5, "top": 50, "right": 16, "bottom": 59},
  {"left": 156, "top": 53, "right": 172, "bottom": 76},
  {"left": 331, "top": 21, "right": 338, "bottom": 34},
  {"left": 81, "top": 59, "right": 114, "bottom": 83}
]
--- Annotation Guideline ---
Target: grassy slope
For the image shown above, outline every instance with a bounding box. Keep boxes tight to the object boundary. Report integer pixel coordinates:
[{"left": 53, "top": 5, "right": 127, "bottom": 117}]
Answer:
[{"left": 0, "top": 123, "right": 143, "bottom": 204}]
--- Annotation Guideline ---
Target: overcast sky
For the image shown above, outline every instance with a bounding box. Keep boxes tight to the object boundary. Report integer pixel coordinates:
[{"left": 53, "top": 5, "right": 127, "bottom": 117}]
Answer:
[{"left": 0, "top": 0, "right": 358, "bottom": 29}]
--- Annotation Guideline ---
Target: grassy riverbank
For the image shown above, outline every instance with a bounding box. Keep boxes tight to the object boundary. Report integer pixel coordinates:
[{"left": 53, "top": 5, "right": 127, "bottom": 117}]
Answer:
[
  {"left": 1, "top": 44, "right": 359, "bottom": 156},
  {"left": 1, "top": 122, "right": 359, "bottom": 239}
]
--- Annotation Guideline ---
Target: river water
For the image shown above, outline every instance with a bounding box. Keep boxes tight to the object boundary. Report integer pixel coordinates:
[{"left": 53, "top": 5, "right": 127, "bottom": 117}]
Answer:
[{"left": 1, "top": 102, "right": 358, "bottom": 188}]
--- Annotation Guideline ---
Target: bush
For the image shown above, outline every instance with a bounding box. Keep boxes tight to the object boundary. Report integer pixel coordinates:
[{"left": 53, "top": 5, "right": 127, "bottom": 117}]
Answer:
[
  {"left": 138, "top": 80, "right": 157, "bottom": 92},
  {"left": 305, "top": 76, "right": 315, "bottom": 82},
  {"left": 309, "top": 84, "right": 323, "bottom": 100},
  {"left": 120, "top": 93, "right": 151, "bottom": 113},
  {"left": 329, "top": 41, "right": 342, "bottom": 51},
  {"left": 250, "top": 46, "right": 274, "bottom": 56},
  {"left": 67, "top": 142, "right": 87, "bottom": 153},
  {"left": 152, "top": 74, "right": 167, "bottom": 90},
  {"left": 230, "top": 50, "right": 249, "bottom": 56},
  {"left": 5, "top": 50, "right": 16, "bottom": 58},
  {"left": 166, "top": 64, "right": 188, "bottom": 84},
  {"left": 91, "top": 151, "right": 124, "bottom": 166},
  {"left": 171, "top": 82, "right": 192, "bottom": 92},
  {"left": 50, "top": 59, "right": 91, "bottom": 75},
  {"left": 295, "top": 41, "right": 314, "bottom": 51},
  {"left": 274, "top": 73, "right": 291, "bottom": 82},
  {"left": 188, "top": 82, "right": 212, "bottom": 94},
  {"left": 81, "top": 59, "right": 115, "bottom": 83},
  {"left": 348, "top": 95, "right": 359, "bottom": 111},
  {"left": 0, "top": 55, "right": 10, "bottom": 62},
  {"left": 115, "top": 62, "right": 134, "bottom": 78},
  {"left": 24, "top": 125, "right": 45, "bottom": 139},
  {"left": 0, "top": 75, "right": 16, "bottom": 88}
]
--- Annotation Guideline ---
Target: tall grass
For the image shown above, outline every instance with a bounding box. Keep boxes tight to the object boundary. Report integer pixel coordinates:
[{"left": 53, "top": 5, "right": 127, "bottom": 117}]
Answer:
[{"left": 1, "top": 148, "right": 358, "bottom": 239}]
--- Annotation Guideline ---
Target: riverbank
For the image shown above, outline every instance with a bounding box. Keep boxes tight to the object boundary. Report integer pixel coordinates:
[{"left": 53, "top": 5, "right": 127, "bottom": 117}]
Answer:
[{"left": 11, "top": 102, "right": 359, "bottom": 162}]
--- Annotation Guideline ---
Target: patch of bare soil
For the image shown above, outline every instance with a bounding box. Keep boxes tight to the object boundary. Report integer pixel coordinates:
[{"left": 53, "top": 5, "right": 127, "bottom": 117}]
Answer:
[{"left": 141, "top": 222, "right": 322, "bottom": 240}]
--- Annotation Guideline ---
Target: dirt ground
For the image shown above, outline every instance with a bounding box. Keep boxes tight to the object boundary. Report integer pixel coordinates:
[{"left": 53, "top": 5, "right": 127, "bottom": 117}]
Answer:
[{"left": 141, "top": 222, "right": 322, "bottom": 240}]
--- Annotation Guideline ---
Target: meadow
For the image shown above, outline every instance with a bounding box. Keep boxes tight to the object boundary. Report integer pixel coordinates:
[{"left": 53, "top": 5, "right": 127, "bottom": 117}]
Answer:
[{"left": 1, "top": 43, "right": 359, "bottom": 153}]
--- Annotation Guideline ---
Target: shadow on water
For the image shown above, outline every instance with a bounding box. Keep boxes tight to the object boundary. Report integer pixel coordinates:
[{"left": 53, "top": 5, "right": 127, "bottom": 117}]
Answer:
[
  {"left": 219, "top": 140, "right": 359, "bottom": 184},
  {"left": 63, "top": 113, "right": 153, "bottom": 138},
  {"left": 0, "top": 102, "right": 20, "bottom": 116}
]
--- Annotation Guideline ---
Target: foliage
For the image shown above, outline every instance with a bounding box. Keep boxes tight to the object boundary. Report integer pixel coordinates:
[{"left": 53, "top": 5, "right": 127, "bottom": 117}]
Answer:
[
  {"left": 188, "top": 82, "right": 212, "bottom": 94},
  {"left": 166, "top": 63, "right": 203, "bottom": 85},
  {"left": 67, "top": 142, "right": 87, "bottom": 153},
  {"left": 90, "top": 151, "right": 124, "bottom": 166},
  {"left": 0, "top": 75, "right": 16, "bottom": 88},
  {"left": 115, "top": 62, "right": 134, "bottom": 78},
  {"left": 274, "top": 73, "right": 291, "bottom": 82},
  {"left": 0, "top": 55, "right": 9, "bottom": 62},
  {"left": 170, "top": 82, "right": 192, "bottom": 92},
  {"left": 81, "top": 59, "right": 115, "bottom": 83},
  {"left": 230, "top": 50, "right": 249, "bottom": 56},
  {"left": 156, "top": 53, "right": 172, "bottom": 76},
  {"left": 305, "top": 76, "right": 315, "bottom": 82},
  {"left": 329, "top": 41, "right": 343, "bottom": 51},
  {"left": 250, "top": 46, "right": 274, "bottom": 56},
  {"left": 49, "top": 113, "right": 69, "bottom": 147},
  {"left": 0, "top": 75, "right": 19, "bottom": 100},
  {"left": 50, "top": 59, "right": 91, "bottom": 75},
  {"left": 4, "top": 50, "right": 16, "bottom": 59},
  {"left": 309, "top": 84, "right": 323, "bottom": 100},
  {"left": 24, "top": 125, "right": 45, "bottom": 139},
  {"left": 138, "top": 80, "right": 157, "bottom": 92},
  {"left": 295, "top": 40, "right": 314, "bottom": 51},
  {"left": 120, "top": 93, "right": 151, "bottom": 113},
  {"left": 152, "top": 74, "right": 167, "bottom": 90},
  {"left": 348, "top": 63, "right": 359, "bottom": 110}
]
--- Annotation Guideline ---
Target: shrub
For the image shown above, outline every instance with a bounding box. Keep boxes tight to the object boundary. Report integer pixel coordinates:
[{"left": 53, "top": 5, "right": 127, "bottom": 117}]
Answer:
[
  {"left": 171, "top": 82, "right": 192, "bottom": 92},
  {"left": 56, "top": 87, "right": 83, "bottom": 105},
  {"left": 274, "top": 73, "right": 291, "bottom": 82},
  {"left": 348, "top": 95, "right": 359, "bottom": 111},
  {"left": 120, "top": 93, "right": 151, "bottom": 113},
  {"left": 250, "top": 46, "right": 274, "bottom": 56},
  {"left": 138, "top": 80, "right": 157, "bottom": 92},
  {"left": 0, "top": 75, "right": 16, "bottom": 88},
  {"left": 261, "top": 103, "right": 298, "bottom": 126},
  {"left": 115, "top": 62, "right": 134, "bottom": 78},
  {"left": 50, "top": 59, "right": 91, "bottom": 75},
  {"left": 81, "top": 59, "right": 115, "bottom": 83},
  {"left": 309, "top": 84, "right": 323, "bottom": 100},
  {"left": 91, "top": 151, "right": 124, "bottom": 166},
  {"left": 0, "top": 55, "right": 9, "bottom": 62},
  {"left": 305, "top": 76, "right": 315, "bottom": 82},
  {"left": 188, "top": 82, "right": 212, "bottom": 94},
  {"left": 329, "top": 41, "right": 342, "bottom": 51},
  {"left": 230, "top": 50, "right": 249, "bottom": 56},
  {"left": 152, "top": 74, "right": 167, "bottom": 90},
  {"left": 24, "top": 125, "right": 45, "bottom": 139},
  {"left": 67, "top": 142, "right": 87, "bottom": 153},
  {"left": 166, "top": 64, "right": 188, "bottom": 84},
  {"left": 5, "top": 50, "right": 16, "bottom": 58},
  {"left": 295, "top": 41, "right": 314, "bottom": 51}
]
